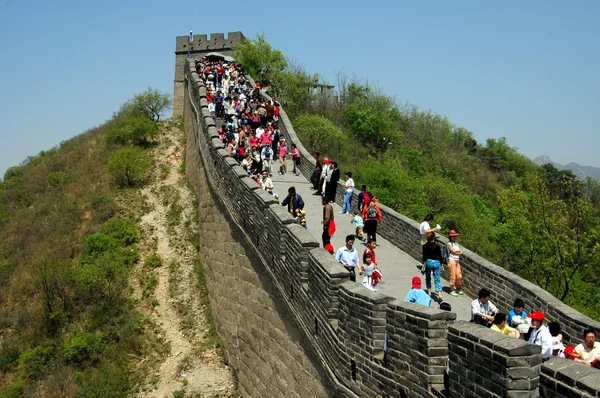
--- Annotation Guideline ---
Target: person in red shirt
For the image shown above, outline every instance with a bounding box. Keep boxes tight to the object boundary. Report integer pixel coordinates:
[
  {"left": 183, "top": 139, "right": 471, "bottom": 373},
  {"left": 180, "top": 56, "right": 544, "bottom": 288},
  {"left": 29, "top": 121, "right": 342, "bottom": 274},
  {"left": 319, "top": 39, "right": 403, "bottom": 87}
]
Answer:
[
  {"left": 361, "top": 197, "right": 383, "bottom": 244},
  {"left": 363, "top": 239, "right": 377, "bottom": 265}
]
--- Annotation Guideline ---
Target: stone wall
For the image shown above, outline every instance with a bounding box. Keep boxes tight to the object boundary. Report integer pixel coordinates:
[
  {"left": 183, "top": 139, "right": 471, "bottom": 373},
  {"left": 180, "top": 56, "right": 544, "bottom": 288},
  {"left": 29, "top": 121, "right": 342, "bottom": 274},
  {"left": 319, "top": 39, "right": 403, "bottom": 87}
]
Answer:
[
  {"left": 448, "top": 321, "right": 542, "bottom": 398},
  {"left": 183, "top": 58, "right": 458, "bottom": 397},
  {"left": 540, "top": 358, "right": 600, "bottom": 398},
  {"left": 268, "top": 84, "right": 600, "bottom": 347}
]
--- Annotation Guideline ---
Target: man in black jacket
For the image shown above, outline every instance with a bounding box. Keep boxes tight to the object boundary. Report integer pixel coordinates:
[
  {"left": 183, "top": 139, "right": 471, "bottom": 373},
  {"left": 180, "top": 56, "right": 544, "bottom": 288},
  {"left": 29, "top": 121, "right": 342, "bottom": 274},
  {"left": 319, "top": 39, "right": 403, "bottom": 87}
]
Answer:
[
  {"left": 325, "top": 162, "right": 340, "bottom": 203},
  {"left": 281, "top": 186, "right": 304, "bottom": 216}
]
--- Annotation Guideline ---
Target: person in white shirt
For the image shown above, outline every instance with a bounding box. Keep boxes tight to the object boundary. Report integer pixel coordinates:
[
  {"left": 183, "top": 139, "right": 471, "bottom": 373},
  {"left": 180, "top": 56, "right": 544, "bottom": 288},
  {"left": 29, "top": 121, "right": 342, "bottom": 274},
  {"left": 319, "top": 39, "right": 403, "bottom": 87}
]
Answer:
[
  {"left": 574, "top": 329, "right": 600, "bottom": 366},
  {"left": 527, "top": 311, "right": 553, "bottom": 359},
  {"left": 335, "top": 234, "right": 360, "bottom": 282},
  {"left": 341, "top": 172, "right": 355, "bottom": 215},
  {"left": 260, "top": 171, "right": 273, "bottom": 194},
  {"left": 471, "top": 288, "right": 498, "bottom": 326},
  {"left": 419, "top": 213, "right": 441, "bottom": 245}
]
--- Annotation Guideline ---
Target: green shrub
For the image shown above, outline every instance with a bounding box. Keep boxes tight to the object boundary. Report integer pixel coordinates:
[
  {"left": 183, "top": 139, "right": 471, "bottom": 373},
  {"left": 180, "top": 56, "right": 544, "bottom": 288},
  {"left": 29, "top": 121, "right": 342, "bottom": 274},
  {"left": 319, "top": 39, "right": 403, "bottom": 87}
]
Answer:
[
  {"left": 3, "top": 165, "right": 23, "bottom": 181},
  {"left": 63, "top": 331, "right": 105, "bottom": 365},
  {"left": 91, "top": 192, "right": 117, "bottom": 222},
  {"left": 0, "top": 344, "right": 21, "bottom": 372},
  {"left": 83, "top": 233, "right": 118, "bottom": 260},
  {"left": 47, "top": 171, "right": 69, "bottom": 188},
  {"left": 100, "top": 218, "right": 139, "bottom": 246},
  {"left": 0, "top": 382, "right": 23, "bottom": 398},
  {"left": 106, "top": 147, "right": 151, "bottom": 187},
  {"left": 145, "top": 253, "right": 162, "bottom": 268},
  {"left": 75, "top": 363, "right": 130, "bottom": 398},
  {"left": 105, "top": 115, "right": 159, "bottom": 146},
  {"left": 18, "top": 344, "right": 55, "bottom": 379}
]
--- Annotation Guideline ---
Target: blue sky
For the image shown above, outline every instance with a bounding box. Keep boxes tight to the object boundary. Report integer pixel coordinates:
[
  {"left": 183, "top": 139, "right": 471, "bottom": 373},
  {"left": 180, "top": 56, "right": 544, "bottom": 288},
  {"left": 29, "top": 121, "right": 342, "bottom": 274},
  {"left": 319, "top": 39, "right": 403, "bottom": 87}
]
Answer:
[{"left": 1, "top": 0, "right": 599, "bottom": 177}]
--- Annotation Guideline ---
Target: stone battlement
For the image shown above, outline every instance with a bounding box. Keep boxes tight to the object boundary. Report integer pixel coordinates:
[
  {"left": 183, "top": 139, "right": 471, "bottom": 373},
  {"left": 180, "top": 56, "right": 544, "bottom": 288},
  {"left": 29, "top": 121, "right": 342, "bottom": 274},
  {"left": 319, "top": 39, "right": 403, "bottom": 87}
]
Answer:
[{"left": 182, "top": 50, "right": 600, "bottom": 397}]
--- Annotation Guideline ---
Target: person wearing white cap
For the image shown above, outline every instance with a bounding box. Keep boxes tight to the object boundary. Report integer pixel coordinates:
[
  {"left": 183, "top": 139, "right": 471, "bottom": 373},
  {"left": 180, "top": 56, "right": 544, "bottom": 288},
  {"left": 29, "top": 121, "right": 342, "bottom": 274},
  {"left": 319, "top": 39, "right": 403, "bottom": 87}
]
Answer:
[{"left": 527, "top": 311, "right": 553, "bottom": 359}]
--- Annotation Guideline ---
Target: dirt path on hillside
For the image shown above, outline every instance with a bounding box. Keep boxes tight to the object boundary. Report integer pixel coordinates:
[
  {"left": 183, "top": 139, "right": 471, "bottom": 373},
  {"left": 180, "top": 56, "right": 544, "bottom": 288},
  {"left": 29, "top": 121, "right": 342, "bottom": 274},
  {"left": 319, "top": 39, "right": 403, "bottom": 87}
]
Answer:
[{"left": 134, "top": 122, "right": 236, "bottom": 397}]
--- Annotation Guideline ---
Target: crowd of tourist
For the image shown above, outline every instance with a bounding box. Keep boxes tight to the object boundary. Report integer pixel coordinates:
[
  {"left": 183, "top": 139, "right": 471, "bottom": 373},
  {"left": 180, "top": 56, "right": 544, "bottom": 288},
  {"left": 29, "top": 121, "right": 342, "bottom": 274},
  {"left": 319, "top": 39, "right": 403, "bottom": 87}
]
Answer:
[{"left": 194, "top": 56, "right": 599, "bottom": 368}]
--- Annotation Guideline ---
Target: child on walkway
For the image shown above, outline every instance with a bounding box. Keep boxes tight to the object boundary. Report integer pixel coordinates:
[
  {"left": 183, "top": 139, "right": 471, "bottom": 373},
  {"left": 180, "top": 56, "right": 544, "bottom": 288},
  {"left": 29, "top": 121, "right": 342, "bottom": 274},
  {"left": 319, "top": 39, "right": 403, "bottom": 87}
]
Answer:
[
  {"left": 359, "top": 253, "right": 378, "bottom": 292},
  {"left": 295, "top": 209, "right": 307, "bottom": 229},
  {"left": 351, "top": 212, "right": 366, "bottom": 240}
]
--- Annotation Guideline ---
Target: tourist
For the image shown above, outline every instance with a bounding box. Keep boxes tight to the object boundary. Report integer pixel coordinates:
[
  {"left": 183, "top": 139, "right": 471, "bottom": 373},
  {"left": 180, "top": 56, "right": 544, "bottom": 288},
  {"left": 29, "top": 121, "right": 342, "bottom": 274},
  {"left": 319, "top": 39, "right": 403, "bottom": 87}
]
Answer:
[
  {"left": 363, "top": 239, "right": 377, "bottom": 265},
  {"left": 341, "top": 172, "right": 355, "bottom": 215},
  {"left": 423, "top": 232, "right": 443, "bottom": 301},
  {"left": 261, "top": 145, "right": 274, "bottom": 177},
  {"left": 278, "top": 137, "right": 288, "bottom": 175},
  {"left": 292, "top": 144, "right": 301, "bottom": 176},
  {"left": 295, "top": 209, "right": 307, "bottom": 229},
  {"left": 490, "top": 313, "right": 520, "bottom": 338},
  {"left": 527, "top": 311, "right": 553, "bottom": 360},
  {"left": 419, "top": 214, "right": 441, "bottom": 245},
  {"left": 311, "top": 152, "right": 323, "bottom": 190},
  {"left": 260, "top": 171, "right": 273, "bottom": 194},
  {"left": 508, "top": 298, "right": 528, "bottom": 327},
  {"left": 322, "top": 197, "right": 335, "bottom": 248},
  {"left": 404, "top": 276, "right": 432, "bottom": 307},
  {"left": 335, "top": 234, "right": 359, "bottom": 282},
  {"left": 574, "top": 329, "right": 600, "bottom": 367},
  {"left": 281, "top": 186, "right": 304, "bottom": 216},
  {"left": 357, "top": 184, "right": 373, "bottom": 214},
  {"left": 359, "top": 253, "right": 378, "bottom": 291},
  {"left": 470, "top": 288, "right": 498, "bottom": 326},
  {"left": 351, "top": 212, "right": 366, "bottom": 241},
  {"left": 324, "top": 161, "right": 340, "bottom": 203},
  {"left": 362, "top": 197, "right": 382, "bottom": 244},
  {"left": 447, "top": 230, "right": 464, "bottom": 296}
]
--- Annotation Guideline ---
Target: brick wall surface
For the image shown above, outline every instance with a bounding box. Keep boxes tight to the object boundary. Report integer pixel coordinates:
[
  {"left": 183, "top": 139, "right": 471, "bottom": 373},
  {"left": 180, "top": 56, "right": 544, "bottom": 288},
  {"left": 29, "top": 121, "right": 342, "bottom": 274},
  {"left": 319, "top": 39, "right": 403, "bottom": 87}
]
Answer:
[{"left": 183, "top": 57, "right": 600, "bottom": 397}]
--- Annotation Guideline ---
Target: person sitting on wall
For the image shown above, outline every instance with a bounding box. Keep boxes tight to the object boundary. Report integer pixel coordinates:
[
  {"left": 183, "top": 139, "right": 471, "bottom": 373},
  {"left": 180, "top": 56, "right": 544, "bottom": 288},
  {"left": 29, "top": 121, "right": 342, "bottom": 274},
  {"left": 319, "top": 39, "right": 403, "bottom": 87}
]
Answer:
[
  {"left": 281, "top": 186, "right": 304, "bottom": 216},
  {"left": 527, "top": 311, "right": 553, "bottom": 360},
  {"left": 574, "top": 329, "right": 600, "bottom": 367},
  {"left": 404, "top": 276, "right": 432, "bottom": 307},
  {"left": 508, "top": 298, "right": 528, "bottom": 327},
  {"left": 490, "top": 313, "right": 520, "bottom": 338},
  {"left": 335, "top": 234, "right": 359, "bottom": 282},
  {"left": 470, "top": 288, "right": 498, "bottom": 327}
]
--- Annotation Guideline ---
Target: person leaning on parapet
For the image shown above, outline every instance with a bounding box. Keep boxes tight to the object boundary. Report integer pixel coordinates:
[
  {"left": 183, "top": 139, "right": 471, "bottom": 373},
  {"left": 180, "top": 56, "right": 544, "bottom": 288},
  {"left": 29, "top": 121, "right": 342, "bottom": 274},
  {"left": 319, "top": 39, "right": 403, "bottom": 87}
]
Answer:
[
  {"left": 311, "top": 152, "right": 323, "bottom": 190},
  {"left": 315, "top": 158, "right": 331, "bottom": 196},
  {"left": 527, "top": 311, "right": 553, "bottom": 360},
  {"left": 470, "top": 288, "right": 498, "bottom": 327},
  {"left": 404, "top": 276, "right": 432, "bottom": 306},
  {"left": 335, "top": 234, "right": 359, "bottom": 282},
  {"left": 574, "top": 329, "right": 600, "bottom": 367},
  {"left": 490, "top": 313, "right": 520, "bottom": 338},
  {"left": 281, "top": 186, "right": 304, "bottom": 216}
]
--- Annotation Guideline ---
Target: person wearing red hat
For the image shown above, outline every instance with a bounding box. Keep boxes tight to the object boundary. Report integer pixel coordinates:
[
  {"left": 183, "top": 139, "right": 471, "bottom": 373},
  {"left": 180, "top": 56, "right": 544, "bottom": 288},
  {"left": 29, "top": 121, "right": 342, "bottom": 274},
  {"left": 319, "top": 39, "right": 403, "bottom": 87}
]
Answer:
[
  {"left": 404, "top": 276, "right": 432, "bottom": 307},
  {"left": 447, "top": 230, "right": 464, "bottom": 296},
  {"left": 527, "top": 311, "right": 553, "bottom": 359}
]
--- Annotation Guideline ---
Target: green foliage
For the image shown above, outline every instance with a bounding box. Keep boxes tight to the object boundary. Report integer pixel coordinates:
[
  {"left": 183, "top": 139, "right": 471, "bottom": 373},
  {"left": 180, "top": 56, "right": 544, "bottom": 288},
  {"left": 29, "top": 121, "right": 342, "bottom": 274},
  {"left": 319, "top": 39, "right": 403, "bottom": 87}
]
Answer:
[
  {"left": 63, "top": 331, "right": 105, "bottom": 365},
  {"left": 145, "top": 253, "right": 163, "bottom": 268},
  {"left": 18, "top": 344, "right": 56, "bottom": 379},
  {"left": 293, "top": 114, "right": 347, "bottom": 156},
  {"left": 100, "top": 217, "right": 140, "bottom": 246},
  {"left": 83, "top": 233, "right": 118, "bottom": 260},
  {"left": 3, "top": 165, "right": 24, "bottom": 181},
  {"left": 0, "top": 344, "right": 21, "bottom": 372},
  {"left": 0, "top": 382, "right": 23, "bottom": 398},
  {"left": 91, "top": 192, "right": 117, "bottom": 222},
  {"left": 75, "top": 363, "right": 130, "bottom": 398},
  {"left": 46, "top": 171, "right": 69, "bottom": 188},
  {"left": 234, "top": 33, "right": 287, "bottom": 86},
  {"left": 119, "top": 88, "right": 172, "bottom": 122},
  {"left": 270, "top": 63, "right": 317, "bottom": 119},
  {"left": 105, "top": 115, "right": 159, "bottom": 146},
  {"left": 106, "top": 147, "right": 151, "bottom": 187},
  {"left": 498, "top": 173, "right": 600, "bottom": 307}
]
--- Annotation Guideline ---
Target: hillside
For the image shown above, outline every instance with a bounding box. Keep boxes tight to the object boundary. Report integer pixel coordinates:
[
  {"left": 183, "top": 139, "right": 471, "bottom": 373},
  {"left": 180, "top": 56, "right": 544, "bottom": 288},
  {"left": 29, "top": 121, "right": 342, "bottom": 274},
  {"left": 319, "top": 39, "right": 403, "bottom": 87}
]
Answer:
[
  {"left": 534, "top": 155, "right": 600, "bottom": 182},
  {"left": 0, "top": 94, "right": 235, "bottom": 397}
]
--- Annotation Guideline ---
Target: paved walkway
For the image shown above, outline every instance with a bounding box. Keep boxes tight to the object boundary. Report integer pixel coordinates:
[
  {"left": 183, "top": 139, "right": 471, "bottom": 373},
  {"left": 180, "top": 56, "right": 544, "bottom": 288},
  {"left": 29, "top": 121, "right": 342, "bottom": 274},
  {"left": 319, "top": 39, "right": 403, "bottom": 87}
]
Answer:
[{"left": 269, "top": 162, "right": 474, "bottom": 321}]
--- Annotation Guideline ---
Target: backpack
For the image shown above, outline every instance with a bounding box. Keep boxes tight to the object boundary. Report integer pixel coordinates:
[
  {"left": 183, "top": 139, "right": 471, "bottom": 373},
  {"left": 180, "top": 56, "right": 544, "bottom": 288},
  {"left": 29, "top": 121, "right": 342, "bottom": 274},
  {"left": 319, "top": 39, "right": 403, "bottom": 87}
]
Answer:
[
  {"left": 441, "top": 245, "right": 449, "bottom": 265},
  {"left": 367, "top": 205, "right": 378, "bottom": 219},
  {"left": 263, "top": 147, "right": 273, "bottom": 160}
]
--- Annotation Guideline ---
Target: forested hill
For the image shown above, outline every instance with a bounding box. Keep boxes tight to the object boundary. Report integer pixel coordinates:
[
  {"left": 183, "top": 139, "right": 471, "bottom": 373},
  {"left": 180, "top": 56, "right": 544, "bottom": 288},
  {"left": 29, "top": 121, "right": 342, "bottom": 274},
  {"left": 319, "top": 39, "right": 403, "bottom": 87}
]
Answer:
[{"left": 235, "top": 34, "right": 600, "bottom": 320}]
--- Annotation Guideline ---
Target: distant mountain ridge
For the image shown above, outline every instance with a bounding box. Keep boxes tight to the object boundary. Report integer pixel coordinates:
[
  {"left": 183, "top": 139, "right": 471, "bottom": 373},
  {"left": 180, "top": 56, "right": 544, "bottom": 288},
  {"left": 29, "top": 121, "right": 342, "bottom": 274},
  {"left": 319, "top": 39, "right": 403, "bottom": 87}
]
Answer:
[{"left": 533, "top": 155, "right": 600, "bottom": 182}]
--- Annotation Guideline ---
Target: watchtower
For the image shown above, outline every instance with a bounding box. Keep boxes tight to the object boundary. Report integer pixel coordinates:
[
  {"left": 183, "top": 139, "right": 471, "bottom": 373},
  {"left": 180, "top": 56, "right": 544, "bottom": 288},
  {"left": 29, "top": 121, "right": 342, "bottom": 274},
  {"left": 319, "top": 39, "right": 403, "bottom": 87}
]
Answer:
[{"left": 173, "top": 31, "right": 245, "bottom": 118}]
